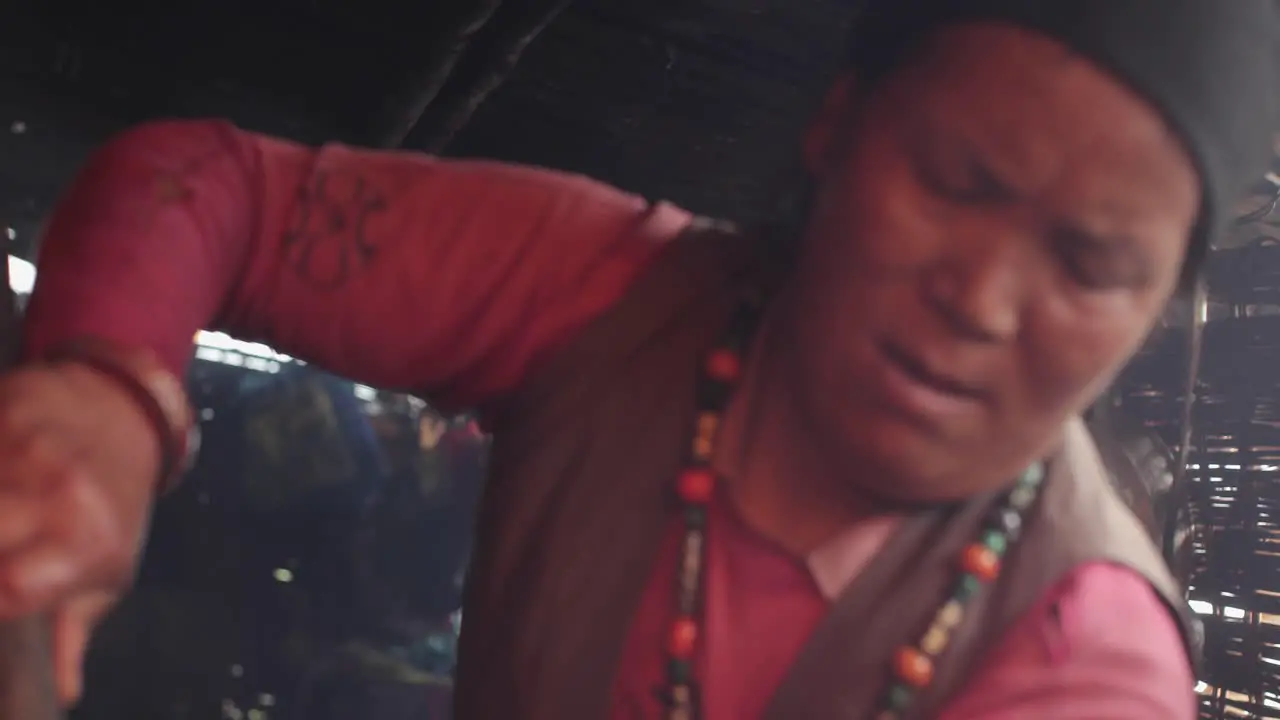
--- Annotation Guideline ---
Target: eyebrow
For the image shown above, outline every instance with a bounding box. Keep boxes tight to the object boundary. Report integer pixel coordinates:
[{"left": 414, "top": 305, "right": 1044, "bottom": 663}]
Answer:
[{"left": 910, "top": 116, "right": 1023, "bottom": 203}]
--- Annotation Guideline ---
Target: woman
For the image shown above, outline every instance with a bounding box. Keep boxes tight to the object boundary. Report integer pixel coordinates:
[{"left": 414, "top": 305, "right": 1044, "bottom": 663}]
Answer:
[{"left": 2, "top": 1, "right": 1278, "bottom": 717}]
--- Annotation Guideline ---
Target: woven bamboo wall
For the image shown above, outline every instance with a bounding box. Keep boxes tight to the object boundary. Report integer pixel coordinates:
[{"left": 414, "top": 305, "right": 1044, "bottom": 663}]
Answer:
[{"left": 1120, "top": 239, "right": 1280, "bottom": 719}]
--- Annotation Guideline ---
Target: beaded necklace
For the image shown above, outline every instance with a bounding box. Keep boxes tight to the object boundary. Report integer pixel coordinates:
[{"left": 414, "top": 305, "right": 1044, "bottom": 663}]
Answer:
[{"left": 660, "top": 294, "right": 1046, "bottom": 720}]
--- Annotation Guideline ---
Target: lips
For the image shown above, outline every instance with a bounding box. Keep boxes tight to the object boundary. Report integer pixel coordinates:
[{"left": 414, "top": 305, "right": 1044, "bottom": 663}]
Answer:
[
  {"left": 867, "top": 342, "right": 983, "bottom": 428},
  {"left": 879, "top": 342, "right": 985, "bottom": 400}
]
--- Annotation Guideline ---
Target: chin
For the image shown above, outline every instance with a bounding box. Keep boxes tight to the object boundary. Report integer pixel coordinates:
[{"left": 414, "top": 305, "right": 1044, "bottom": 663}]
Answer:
[{"left": 821, "top": 409, "right": 985, "bottom": 503}]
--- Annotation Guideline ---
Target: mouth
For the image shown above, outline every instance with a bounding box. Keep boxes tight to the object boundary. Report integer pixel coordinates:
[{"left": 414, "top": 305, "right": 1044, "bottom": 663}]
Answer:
[
  {"left": 879, "top": 342, "right": 986, "bottom": 400},
  {"left": 873, "top": 341, "right": 987, "bottom": 422}
]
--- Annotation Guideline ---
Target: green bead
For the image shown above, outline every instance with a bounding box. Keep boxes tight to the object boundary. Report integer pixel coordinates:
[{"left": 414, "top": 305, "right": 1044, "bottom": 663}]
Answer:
[
  {"left": 667, "top": 659, "right": 692, "bottom": 684},
  {"left": 983, "top": 531, "right": 1008, "bottom": 555},
  {"left": 954, "top": 574, "right": 981, "bottom": 600},
  {"left": 887, "top": 684, "right": 913, "bottom": 710},
  {"left": 1022, "top": 463, "right": 1044, "bottom": 485}
]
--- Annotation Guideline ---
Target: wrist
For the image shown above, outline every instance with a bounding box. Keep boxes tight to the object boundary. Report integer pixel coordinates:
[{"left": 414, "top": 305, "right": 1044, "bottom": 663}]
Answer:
[{"left": 40, "top": 338, "right": 197, "bottom": 494}]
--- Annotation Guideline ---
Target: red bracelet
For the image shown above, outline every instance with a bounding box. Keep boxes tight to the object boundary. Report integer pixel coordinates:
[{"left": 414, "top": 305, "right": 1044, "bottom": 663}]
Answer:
[{"left": 42, "top": 338, "right": 197, "bottom": 494}]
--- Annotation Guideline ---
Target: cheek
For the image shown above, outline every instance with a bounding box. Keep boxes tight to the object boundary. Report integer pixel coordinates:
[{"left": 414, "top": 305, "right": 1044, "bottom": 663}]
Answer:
[
  {"left": 791, "top": 172, "right": 952, "bottom": 382},
  {"left": 1019, "top": 303, "right": 1160, "bottom": 414},
  {"left": 794, "top": 193, "right": 919, "bottom": 339},
  {"left": 807, "top": 172, "right": 943, "bottom": 284}
]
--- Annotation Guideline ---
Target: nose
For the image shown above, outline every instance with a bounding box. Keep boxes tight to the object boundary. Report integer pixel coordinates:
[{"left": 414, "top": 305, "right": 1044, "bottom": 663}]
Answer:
[{"left": 921, "top": 237, "right": 1023, "bottom": 343}]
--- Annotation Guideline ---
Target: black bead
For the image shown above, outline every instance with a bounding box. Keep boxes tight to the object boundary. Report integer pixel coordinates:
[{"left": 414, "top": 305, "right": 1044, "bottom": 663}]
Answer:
[{"left": 684, "top": 505, "right": 708, "bottom": 529}]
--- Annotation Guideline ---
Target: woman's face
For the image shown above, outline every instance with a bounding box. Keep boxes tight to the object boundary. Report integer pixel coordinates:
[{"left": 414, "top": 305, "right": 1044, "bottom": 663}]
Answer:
[{"left": 785, "top": 23, "right": 1201, "bottom": 500}]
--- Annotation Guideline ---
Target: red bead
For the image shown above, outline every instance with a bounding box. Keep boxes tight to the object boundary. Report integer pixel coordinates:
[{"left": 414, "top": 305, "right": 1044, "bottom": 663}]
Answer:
[
  {"left": 893, "top": 646, "right": 934, "bottom": 688},
  {"left": 705, "top": 349, "right": 742, "bottom": 383},
  {"left": 668, "top": 618, "right": 699, "bottom": 659},
  {"left": 677, "top": 467, "right": 716, "bottom": 503},
  {"left": 960, "top": 543, "right": 1000, "bottom": 582}
]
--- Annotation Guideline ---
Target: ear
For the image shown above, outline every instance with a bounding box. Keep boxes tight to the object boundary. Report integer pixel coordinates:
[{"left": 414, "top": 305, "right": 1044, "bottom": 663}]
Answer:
[{"left": 803, "top": 72, "right": 859, "bottom": 177}]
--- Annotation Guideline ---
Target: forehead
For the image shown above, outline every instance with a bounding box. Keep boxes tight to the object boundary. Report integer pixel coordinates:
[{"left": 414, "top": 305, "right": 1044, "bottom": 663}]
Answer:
[{"left": 879, "top": 23, "right": 1200, "bottom": 223}]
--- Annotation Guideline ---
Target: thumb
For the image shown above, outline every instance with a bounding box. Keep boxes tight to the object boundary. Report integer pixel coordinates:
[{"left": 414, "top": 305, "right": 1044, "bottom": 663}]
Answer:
[{"left": 52, "top": 592, "right": 114, "bottom": 706}]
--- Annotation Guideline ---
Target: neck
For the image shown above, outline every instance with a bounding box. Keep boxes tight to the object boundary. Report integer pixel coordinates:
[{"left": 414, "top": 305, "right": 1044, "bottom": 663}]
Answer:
[{"left": 714, "top": 300, "right": 873, "bottom": 556}]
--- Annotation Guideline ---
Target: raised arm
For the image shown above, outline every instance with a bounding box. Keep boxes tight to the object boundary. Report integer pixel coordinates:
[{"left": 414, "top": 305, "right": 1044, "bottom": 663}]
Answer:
[
  {"left": 0, "top": 121, "right": 693, "bottom": 702},
  {"left": 23, "top": 119, "right": 692, "bottom": 410}
]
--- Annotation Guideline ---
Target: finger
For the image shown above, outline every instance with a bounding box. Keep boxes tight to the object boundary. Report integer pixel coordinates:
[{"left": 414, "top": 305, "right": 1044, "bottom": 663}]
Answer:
[
  {"left": 46, "top": 467, "right": 133, "bottom": 591},
  {"left": 0, "top": 478, "right": 121, "bottom": 616},
  {"left": 0, "top": 398, "right": 39, "bottom": 447},
  {"left": 52, "top": 593, "right": 114, "bottom": 705},
  {"left": 0, "top": 443, "right": 77, "bottom": 551},
  {"left": 0, "top": 494, "right": 44, "bottom": 550},
  {"left": 0, "top": 429, "right": 68, "bottom": 496},
  {"left": 0, "top": 542, "right": 82, "bottom": 617}
]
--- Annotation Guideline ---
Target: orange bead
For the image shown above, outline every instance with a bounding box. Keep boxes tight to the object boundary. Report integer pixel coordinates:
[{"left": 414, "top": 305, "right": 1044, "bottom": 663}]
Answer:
[
  {"left": 668, "top": 618, "right": 699, "bottom": 659},
  {"left": 692, "top": 436, "right": 714, "bottom": 461},
  {"left": 893, "top": 646, "right": 934, "bottom": 688},
  {"left": 677, "top": 467, "right": 716, "bottom": 503},
  {"left": 705, "top": 349, "right": 742, "bottom": 383},
  {"left": 691, "top": 412, "right": 720, "bottom": 461},
  {"left": 960, "top": 543, "right": 1000, "bottom": 581},
  {"left": 695, "top": 412, "right": 720, "bottom": 443}
]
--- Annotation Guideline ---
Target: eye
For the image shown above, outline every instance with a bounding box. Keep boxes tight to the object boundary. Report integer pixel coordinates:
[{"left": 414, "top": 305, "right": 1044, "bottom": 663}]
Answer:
[
  {"left": 916, "top": 158, "right": 974, "bottom": 201},
  {"left": 1058, "top": 251, "right": 1127, "bottom": 290},
  {"left": 1051, "top": 229, "right": 1153, "bottom": 291},
  {"left": 915, "top": 152, "right": 1010, "bottom": 204}
]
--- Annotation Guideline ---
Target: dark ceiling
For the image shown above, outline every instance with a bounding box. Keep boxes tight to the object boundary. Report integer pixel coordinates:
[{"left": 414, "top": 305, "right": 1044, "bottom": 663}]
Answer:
[
  {"left": 0, "top": 0, "right": 858, "bottom": 259},
  {"left": 5, "top": 0, "right": 1280, "bottom": 260}
]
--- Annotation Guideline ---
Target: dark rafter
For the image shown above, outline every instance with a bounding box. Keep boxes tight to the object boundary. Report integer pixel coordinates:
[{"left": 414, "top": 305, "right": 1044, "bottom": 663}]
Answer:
[
  {"left": 371, "top": 0, "right": 504, "bottom": 148},
  {"left": 397, "top": 0, "right": 576, "bottom": 152}
]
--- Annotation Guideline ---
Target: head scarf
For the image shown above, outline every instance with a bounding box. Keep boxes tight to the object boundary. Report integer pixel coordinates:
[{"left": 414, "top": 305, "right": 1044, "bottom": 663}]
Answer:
[{"left": 846, "top": 0, "right": 1280, "bottom": 265}]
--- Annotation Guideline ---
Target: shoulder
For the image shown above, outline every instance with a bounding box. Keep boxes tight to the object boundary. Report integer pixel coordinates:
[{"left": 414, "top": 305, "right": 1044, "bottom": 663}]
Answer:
[{"left": 942, "top": 562, "right": 1195, "bottom": 719}]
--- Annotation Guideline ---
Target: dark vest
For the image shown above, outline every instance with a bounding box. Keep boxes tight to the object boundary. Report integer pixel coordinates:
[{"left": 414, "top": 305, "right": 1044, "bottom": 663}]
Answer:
[{"left": 451, "top": 222, "right": 1193, "bottom": 719}]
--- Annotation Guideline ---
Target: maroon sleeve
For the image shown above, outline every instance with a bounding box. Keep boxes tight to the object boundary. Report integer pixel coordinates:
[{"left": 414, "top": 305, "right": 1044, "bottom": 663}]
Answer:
[{"left": 22, "top": 120, "right": 692, "bottom": 410}]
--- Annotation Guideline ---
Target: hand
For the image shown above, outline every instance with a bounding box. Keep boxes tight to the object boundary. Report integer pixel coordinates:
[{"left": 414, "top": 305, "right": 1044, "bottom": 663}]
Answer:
[{"left": 0, "top": 362, "right": 161, "bottom": 704}]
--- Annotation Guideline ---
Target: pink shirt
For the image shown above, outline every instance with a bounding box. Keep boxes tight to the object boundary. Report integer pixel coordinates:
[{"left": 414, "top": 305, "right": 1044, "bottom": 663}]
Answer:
[
  {"left": 610, "top": 491, "right": 1196, "bottom": 719},
  {"left": 28, "top": 120, "right": 1196, "bottom": 719}
]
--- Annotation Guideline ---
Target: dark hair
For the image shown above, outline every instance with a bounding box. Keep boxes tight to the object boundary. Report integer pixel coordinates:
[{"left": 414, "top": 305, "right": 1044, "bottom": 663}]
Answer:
[{"left": 842, "top": 6, "right": 932, "bottom": 94}]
